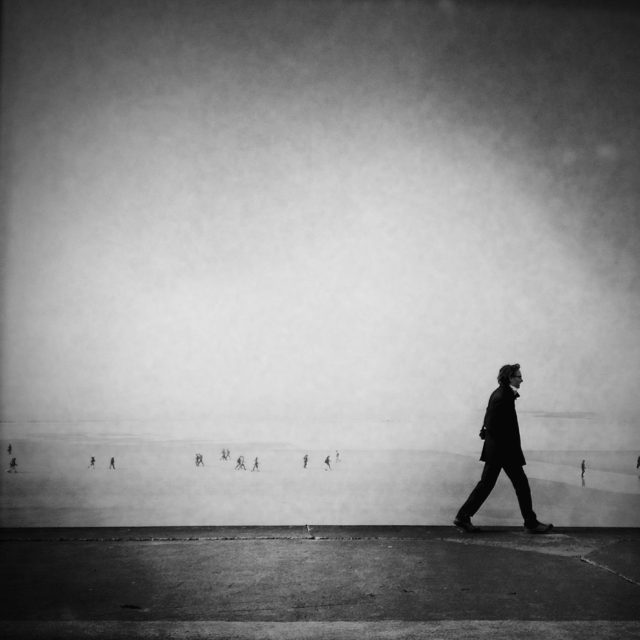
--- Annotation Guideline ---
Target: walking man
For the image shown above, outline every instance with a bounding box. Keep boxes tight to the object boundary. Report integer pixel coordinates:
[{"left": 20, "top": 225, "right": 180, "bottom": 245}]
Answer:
[
  {"left": 454, "top": 364, "right": 553, "bottom": 534},
  {"left": 109, "top": 457, "right": 116, "bottom": 470}
]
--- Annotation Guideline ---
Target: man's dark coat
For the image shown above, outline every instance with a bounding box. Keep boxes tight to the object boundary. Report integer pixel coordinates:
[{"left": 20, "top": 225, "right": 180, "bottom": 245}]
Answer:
[{"left": 480, "top": 383, "right": 526, "bottom": 467}]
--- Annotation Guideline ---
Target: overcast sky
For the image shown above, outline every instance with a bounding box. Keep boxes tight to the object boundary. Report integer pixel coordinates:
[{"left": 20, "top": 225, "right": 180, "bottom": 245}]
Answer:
[{"left": 2, "top": 1, "right": 639, "bottom": 449}]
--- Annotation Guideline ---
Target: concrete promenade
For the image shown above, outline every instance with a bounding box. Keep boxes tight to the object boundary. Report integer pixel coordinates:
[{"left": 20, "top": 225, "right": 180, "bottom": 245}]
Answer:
[{"left": 1, "top": 526, "right": 639, "bottom": 639}]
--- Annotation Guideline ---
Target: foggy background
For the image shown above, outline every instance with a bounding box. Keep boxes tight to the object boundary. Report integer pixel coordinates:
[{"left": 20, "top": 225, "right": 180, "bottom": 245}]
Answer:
[{"left": 2, "top": 0, "right": 640, "bottom": 458}]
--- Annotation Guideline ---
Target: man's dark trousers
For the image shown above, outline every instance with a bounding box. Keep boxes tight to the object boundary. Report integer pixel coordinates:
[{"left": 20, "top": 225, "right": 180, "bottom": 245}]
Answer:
[{"left": 457, "top": 462, "right": 537, "bottom": 527}]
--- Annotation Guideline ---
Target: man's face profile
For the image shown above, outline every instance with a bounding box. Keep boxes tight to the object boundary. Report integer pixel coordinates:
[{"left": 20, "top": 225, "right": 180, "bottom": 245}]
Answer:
[{"left": 510, "top": 369, "right": 523, "bottom": 389}]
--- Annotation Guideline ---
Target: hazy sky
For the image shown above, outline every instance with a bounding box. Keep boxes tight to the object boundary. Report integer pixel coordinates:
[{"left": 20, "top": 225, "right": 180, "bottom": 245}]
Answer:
[{"left": 2, "top": 1, "right": 639, "bottom": 448}]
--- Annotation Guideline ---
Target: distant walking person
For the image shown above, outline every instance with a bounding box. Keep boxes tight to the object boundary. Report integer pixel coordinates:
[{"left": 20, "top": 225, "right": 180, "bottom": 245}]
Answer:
[
  {"left": 581, "top": 459, "right": 586, "bottom": 478},
  {"left": 454, "top": 364, "right": 553, "bottom": 534},
  {"left": 324, "top": 455, "right": 331, "bottom": 471},
  {"left": 7, "top": 457, "right": 18, "bottom": 473},
  {"left": 303, "top": 454, "right": 308, "bottom": 469},
  {"left": 235, "top": 455, "right": 246, "bottom": 470},
  {"left": 637, "top": 455, "right": 640, "bottom": 469},
  {"left": 7, "top": 444, "right": 12, "bottom": 456},
  {"left": 89, "top": 456, "right": 96, "bottom": 469},
  {"left": 251, "top": 457, "right": 259, "bottom": 472},
  {"left": 335, "top": 450, "right": 340, "bottom": 463},
  {"left": 109, "top": 457, "right": 116, "bottom": 470}
]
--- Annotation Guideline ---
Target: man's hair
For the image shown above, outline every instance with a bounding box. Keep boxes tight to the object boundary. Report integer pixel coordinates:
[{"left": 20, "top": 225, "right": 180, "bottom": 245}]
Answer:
[{"left": 497, "top": 363, "right": 520, "bottom": 386}]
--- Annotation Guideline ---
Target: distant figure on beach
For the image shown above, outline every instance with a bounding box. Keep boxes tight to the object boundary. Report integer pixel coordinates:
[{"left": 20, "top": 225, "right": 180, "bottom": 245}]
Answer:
[
  {"left": 324, "top": 455, "right": 331, "bottom": 471},
  {"left": 109, "top": 457, "right": 115, "bottom": 470},
  {"left": 195, "top": 453, "right": 204, "bottom": 467},
  {"left": 251, "top": 457, "right": 259, "bottom": 472},
  {"left": 303, "top": 454, "right": 308, "bottom": 469},
  {"left": 637, "top": 455, "right": 640, "bottom": 469},
  {"left": 89, "top": 456, "right": 95, "bottom": 469},
  {"left": 235, "top": 455, "right": 246, "bottom": 470},
  {"left": 7, "top": 444, "right": 12, "bottom": 456},
  {"left": 7, "top": 457, "right": 17, "bottom": 473},
  {"left": 220, "top": 449, "right": 229, "bottom": 461},
  {"left": 336, "top": 450, "right": 340, "bottom": 463},
  {"left": 581, "top": 459, "right": 586, "bottom": 477},
  {"left": 453, "top": 364, "right": 553, "bottom": 534}
]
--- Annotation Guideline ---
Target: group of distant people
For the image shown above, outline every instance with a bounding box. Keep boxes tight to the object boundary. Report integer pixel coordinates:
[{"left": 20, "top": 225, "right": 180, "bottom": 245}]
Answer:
[
  {"left": 303, "top": 451, "right": 340, "bottom": 470},
  {"left": 6, "top": 444, "right": 118, "bottom": 473},
  {"left": 214, "top": 449, "right": 343, "bottom": 472},
  {"left": 6, "top": 443, "right": 343, "bottom": 474},
  {"left": 229, "top": 455, "right": 257, "bottom": 471},
  {"left": 88, "top": 456, "right": 116, "bottom": 469}
]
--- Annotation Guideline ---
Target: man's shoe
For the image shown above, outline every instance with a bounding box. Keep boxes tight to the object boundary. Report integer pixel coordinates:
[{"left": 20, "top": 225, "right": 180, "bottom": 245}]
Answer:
[
  {"left": 524, "top": 522, "right": 553, "bottom": 534},
  {"left": 453, "top": 517, "right": 481, "bottom": 533}
]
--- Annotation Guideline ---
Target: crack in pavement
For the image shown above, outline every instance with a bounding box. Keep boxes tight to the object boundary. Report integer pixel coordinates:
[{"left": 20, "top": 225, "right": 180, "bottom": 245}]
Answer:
[
  {"left": 438, "top": 533, "right": 640, "bottom": 588},
  {"left": 438, "top": 533, "right": 602, "bottom": 558},
  {"left": 579, "top": 557, "right": 640, "bottom": 587}
]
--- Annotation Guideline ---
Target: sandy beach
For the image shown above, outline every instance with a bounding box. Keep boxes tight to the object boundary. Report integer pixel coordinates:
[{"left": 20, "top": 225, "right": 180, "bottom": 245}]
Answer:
[{"left": 2, "top": 436, "right": 639, "bottom": 528}]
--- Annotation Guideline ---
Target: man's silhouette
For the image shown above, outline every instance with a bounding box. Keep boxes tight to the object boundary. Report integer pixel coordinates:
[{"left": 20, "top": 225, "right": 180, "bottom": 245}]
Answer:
[{"left": 454, "top": 363, "right": 553, "bottom": 534}]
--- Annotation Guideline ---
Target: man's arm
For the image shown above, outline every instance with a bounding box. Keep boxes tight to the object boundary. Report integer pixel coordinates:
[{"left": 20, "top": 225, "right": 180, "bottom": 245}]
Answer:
[{"left": 482, "top": 388, "right": 512, "bottom": 438}]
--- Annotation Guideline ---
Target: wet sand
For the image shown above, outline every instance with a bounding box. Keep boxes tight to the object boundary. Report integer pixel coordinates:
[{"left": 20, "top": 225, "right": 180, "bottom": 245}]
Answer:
[{"left": 2, "top": 437, "right": 639, "bottom": 527}]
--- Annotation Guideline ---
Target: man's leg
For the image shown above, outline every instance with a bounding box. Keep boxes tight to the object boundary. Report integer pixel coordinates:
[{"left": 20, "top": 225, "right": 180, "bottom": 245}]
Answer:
[
  {"left": 456, "top": 462, "right": 502, "bottom": 520},
  {"left": 503, "top": 463, "right": 537, "bottom": 527}
]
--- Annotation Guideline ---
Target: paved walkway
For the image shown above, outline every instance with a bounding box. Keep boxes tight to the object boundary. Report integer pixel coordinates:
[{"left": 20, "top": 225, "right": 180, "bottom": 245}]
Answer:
[{"left": 1, "top": 526, "right": 639, "bottom": 639}]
